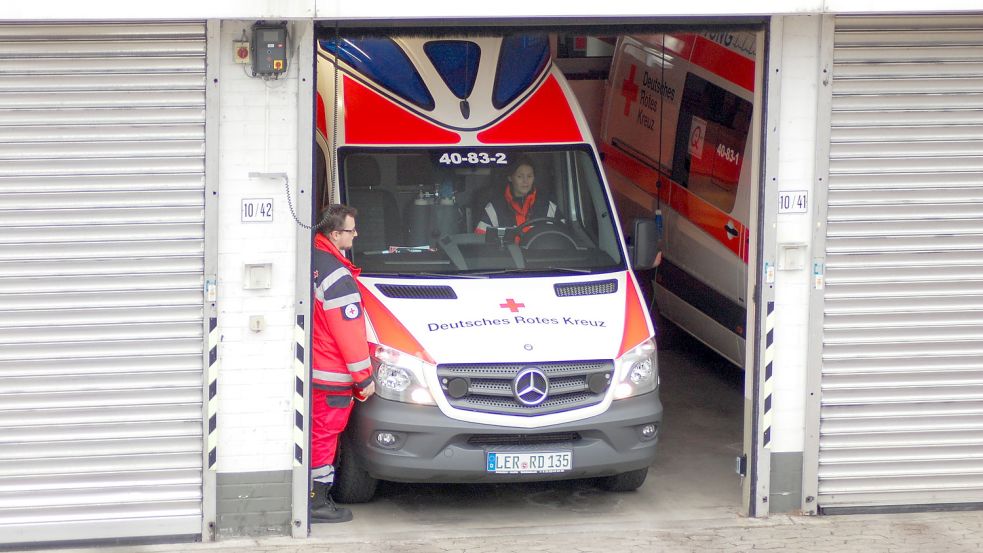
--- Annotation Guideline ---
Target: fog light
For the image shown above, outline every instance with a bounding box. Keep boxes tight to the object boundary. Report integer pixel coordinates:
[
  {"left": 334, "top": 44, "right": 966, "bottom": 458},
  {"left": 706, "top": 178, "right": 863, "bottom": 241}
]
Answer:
[
  {"left": 374, "top": 431, "right": 400, "bottom": 449},
  {"left": 640, "top": 423, "right": 658, "bottom": 440}
]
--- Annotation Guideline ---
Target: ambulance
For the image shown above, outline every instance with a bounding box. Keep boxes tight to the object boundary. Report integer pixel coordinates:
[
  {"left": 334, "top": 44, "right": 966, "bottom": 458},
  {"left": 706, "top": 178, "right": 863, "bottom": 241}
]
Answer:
[
  {"left": 314, "top": 34, "right": 662, "bottom": 502},
  {"left": 599, "top": 32, "right": 756, "bottom": 368}
]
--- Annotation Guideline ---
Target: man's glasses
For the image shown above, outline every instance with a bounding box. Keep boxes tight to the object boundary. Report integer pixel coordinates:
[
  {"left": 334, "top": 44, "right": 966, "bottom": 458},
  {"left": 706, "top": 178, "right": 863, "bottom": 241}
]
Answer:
[{"left": 337, "top": 228, "right": 357, "bottom": 234}]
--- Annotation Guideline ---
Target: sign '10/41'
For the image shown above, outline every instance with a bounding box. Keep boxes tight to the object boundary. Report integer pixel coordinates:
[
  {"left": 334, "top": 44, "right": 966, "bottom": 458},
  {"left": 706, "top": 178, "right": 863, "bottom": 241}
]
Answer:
[{"left": 778, "top": 191, "right": 808, "bottom": 214}]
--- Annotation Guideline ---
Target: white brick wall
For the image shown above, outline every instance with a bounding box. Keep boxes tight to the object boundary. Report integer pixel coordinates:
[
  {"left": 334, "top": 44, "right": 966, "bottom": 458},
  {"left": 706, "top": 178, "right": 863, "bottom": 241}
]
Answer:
[
  {"left": 215, "top": 21, "right": 302, "bottom": 473},
  {"left": 770, "top": 15, "right": 823, "bottom": 453}
]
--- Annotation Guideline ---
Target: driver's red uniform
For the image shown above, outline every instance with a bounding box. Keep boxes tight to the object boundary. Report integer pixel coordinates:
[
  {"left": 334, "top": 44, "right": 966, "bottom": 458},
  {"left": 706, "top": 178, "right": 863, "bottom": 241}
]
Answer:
[
  {"left": 310, "top": 233, "right": 373, "bottom": 488},
  {"left": 474, "top": 186, "right": 560, "bottom": 234}
]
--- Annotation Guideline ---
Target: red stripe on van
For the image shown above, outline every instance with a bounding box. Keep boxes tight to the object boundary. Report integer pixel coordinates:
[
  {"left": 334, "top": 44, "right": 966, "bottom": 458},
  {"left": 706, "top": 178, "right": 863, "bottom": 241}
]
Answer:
[
  {"left": 316, "top": 91, "right": 327, "bottom": 139},
  {"left": 668, "top": 180, "right": 746, "bottom": 261},
  {"left": 689, "top": 36, "right": 755, "bottom": 93},
  {"left": 600, "top": 143, "right": 747, "bottom": 263},
  {"left": 618, "top": 273, "right": 653, "bottom": 357},
  {"left": 598, "top": 144, "right": 670, "bottom": 205},
  {"left": 663, "top": 33, "right": 696, "bottom": 59},
  {"left": 343, "top": 76, "right": 460, "bottom": 145},
  {"left": 477, "top": 75, "right": 582, "bottom": 144},
  {"left": 358, "top": 283, "right": 435, "bottom": 364}
]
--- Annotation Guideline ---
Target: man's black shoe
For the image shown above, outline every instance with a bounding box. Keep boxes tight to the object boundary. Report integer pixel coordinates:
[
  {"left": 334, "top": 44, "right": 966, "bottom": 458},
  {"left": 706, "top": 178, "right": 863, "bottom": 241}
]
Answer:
[
  {"left": 311, "top": 502, "right": 353, "bottom": 523},
  {"left": 310, "top": 485, "right": 353, "bottom": 523}
]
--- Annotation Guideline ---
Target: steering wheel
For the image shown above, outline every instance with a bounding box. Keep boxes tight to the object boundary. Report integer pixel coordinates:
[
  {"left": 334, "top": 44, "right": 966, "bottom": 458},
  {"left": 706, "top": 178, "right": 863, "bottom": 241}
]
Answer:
[{"left": 513, "top": 217, "right": 578, "bottom": 249}]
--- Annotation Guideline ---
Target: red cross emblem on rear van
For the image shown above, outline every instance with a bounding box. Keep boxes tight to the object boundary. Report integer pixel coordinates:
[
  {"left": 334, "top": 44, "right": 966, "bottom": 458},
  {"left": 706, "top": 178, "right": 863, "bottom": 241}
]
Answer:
[
  {"left": 499, "top": 298, "right": 525, "bottom": 312},
  {"left": 621, "top": 64, "right": 639, "bottom": 116}
]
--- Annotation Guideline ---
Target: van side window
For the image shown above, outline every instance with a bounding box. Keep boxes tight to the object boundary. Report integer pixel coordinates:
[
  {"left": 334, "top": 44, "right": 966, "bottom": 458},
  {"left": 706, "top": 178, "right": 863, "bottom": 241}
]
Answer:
[{"left": 670, "top": 73, "right": 752, "bottom": 214}]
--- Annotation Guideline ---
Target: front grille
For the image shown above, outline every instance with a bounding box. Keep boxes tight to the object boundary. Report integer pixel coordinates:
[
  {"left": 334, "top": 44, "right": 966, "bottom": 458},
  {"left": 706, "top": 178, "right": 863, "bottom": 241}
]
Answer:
[
  {"left": 467, "top": 432, "right": 581, "bottom": 446},
  {"left": 436, "top": 360, "right": 613, "bottom": 416}
]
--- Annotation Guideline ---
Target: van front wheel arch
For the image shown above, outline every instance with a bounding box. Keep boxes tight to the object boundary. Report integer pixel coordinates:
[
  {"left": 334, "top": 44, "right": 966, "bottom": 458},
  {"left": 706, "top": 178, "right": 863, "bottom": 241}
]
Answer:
[
  {"left": 597, "top": 467, "right": 649, "bottom": 492},
  {"left": 332, "top": 439, "right": 378, "bottom": 504}
]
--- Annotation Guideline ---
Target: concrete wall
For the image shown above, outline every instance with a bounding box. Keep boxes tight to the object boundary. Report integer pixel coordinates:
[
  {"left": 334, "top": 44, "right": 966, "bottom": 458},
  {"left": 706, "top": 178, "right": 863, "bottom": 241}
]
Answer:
[
  {"left": 766, "top": 14, "right": 824, "bottom": 513},
  {"left": 215, "top": 20, "right": 304, "bottom": 475},
  {"left": 771, "top": 15, "right": 823, "bottom": 456}
]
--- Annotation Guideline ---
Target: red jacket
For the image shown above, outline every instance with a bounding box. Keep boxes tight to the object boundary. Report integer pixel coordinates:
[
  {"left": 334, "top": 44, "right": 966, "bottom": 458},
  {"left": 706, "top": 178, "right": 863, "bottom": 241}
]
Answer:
[{"left": 311, "top": 233, "right": 372, "bottom": 393}]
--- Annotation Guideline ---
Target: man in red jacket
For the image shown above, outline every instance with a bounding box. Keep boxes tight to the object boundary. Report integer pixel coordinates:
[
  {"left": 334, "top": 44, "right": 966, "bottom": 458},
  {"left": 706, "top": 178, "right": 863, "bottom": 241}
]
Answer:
[{"left": 310, "top": 204, "right": 375, "bottom": 523}]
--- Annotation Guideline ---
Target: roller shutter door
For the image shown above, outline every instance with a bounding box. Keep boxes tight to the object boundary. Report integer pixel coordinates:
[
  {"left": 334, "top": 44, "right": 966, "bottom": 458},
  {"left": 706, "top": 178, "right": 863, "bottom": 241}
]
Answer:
[
  {"left": 0, "top": 22, "right": 206, "bottom": 543},
  {"left": 820, "top": 15, "right": 983, "bottom": 511}
]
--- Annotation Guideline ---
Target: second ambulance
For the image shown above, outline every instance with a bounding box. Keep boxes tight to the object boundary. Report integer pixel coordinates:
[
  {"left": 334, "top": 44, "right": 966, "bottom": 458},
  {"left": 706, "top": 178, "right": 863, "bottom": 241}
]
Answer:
[{"left": 600, "top": 32, "right": 756, "bottom": 368}]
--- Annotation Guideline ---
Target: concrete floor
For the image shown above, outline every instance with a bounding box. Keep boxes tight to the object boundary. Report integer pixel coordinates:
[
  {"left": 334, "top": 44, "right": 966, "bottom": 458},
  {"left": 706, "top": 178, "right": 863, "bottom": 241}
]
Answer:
[{"left": 314, "top": 324, "right": 745, "bottom": 538}]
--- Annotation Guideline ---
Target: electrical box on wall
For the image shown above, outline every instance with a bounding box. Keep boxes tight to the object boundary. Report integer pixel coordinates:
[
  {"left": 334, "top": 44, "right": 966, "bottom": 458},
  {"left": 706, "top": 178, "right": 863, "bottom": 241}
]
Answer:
[{"left": 251, "top": 22, "right": 288, "bottom": 78}]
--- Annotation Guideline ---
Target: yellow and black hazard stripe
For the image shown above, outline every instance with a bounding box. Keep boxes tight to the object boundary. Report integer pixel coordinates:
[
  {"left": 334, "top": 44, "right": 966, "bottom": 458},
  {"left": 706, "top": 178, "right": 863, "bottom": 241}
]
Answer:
[
  {"left": 207, "top": 316, "right": 218, "bottom": 469},
  {"left": 762, "top": 301, "right": 775, "bottom": 448},
  {"left": 293, "top": 314, "right": 306, "bottom": 466}
]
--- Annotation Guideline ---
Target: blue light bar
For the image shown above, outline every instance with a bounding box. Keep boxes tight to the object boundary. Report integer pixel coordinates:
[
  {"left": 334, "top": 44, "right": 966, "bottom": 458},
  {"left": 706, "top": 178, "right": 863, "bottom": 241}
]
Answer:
[
  {"left": 320, "top": 37, "right": 435, "bottom": 111},
  {"left": 424, "top": 40, "right": 481, "bottom": 100},
  {"left": 492, "top": 34, "right": 550, "bottom": 109}
]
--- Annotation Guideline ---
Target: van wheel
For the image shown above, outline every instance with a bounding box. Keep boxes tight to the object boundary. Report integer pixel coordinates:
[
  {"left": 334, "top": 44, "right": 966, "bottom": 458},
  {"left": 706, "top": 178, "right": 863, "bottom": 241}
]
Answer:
[
  {"left": 597, "top": 467, "right": 648, "bottom": 492},
  {"left": 332, "top": 441, "right": 378, "bottom": 504}
]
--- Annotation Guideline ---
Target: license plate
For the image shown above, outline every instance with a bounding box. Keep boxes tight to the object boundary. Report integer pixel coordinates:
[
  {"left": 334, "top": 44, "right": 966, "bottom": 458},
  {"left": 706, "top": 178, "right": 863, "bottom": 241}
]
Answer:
[{"left": 486, "top": 451, "right": 572, "bottom": 474}]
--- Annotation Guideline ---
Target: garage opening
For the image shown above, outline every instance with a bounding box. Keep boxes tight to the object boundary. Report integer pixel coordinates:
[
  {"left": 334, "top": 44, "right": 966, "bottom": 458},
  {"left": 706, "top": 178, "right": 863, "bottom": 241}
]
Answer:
[{"left": 307, "top": 20, "right": 763, "bottom": 533}]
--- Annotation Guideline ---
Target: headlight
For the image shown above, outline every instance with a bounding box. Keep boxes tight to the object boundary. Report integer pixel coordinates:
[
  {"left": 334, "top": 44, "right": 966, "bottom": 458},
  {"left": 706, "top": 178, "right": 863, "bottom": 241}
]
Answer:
[
  {"left": 371, "top": 344, "right": 435, "bottom": 405},
  {"left": 613, "top": 338, "right": 659, "bottom": 400}
]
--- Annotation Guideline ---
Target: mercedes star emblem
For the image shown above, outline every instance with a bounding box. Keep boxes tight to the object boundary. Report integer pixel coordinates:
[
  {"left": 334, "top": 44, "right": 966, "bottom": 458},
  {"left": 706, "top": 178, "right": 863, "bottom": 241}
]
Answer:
[{"left": 513, "top": 367, "right": 549, "bottom": 406}]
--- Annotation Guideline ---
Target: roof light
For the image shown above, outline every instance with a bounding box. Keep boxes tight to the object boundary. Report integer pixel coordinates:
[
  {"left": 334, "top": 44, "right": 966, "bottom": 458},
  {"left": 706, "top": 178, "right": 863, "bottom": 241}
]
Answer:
[
  {"left": 493, "top": 34, "right": 550, "bottom": 109},
  {"left": 320, "top": 38, "right": 435, "bottom": 111},
  {"left": 424, "top": 40, "right": 481, "bottom": 100}
]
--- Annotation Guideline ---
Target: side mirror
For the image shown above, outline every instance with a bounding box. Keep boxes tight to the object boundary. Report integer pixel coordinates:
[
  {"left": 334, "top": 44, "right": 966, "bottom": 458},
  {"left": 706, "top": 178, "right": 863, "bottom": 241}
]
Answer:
[{"left": 630, "top": 214, "right": 663, "bottom": 270}]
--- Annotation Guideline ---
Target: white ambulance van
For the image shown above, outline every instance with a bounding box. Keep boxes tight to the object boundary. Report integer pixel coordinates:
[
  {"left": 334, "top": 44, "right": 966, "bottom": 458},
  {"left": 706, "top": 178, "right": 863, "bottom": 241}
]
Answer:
[
  {"left": 599, "top": 32, "right": 755, "bottom": 368},
  {"left": 314, "top": 34, "right": 663, "bottom": 502}
]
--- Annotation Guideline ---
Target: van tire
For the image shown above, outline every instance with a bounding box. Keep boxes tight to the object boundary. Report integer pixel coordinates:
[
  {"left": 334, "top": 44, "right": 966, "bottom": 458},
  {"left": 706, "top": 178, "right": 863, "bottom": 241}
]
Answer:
[
  {"left": 597, "top": 467, "right": 649, "bottom": 492},
  {"left": 333, "top": 441, "right": 378, "bottom": 504}
]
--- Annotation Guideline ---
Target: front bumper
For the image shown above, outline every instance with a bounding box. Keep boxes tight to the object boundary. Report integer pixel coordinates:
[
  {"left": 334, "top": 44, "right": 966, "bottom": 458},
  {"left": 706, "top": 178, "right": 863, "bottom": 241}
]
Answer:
[{"left": 345, "top": 392, "right": 662, "bottom": 483}]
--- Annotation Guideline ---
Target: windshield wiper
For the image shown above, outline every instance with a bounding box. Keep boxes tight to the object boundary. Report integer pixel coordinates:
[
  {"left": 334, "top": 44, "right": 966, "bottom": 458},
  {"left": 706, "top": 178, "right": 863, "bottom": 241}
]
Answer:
[
  {"left": 391, "top": 272, "right": 486, "bottom": 279},
  {"left": 469, "top": 267, "right": 593, "bottom": 276}
]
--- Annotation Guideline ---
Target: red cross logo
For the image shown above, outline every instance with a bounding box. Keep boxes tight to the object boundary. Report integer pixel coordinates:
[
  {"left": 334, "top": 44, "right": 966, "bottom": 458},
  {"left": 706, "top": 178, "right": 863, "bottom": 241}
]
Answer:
[
  {"left": 621, "top": 64, "right": 639, "bottom": 116},
  {"left": 499, "top": 298, "right": 525, "bottom": 312}
]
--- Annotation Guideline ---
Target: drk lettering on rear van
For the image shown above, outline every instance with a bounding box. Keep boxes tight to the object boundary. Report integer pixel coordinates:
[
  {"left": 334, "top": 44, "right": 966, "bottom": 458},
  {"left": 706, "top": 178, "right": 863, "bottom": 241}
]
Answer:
[
  {"left": 699, "top": 31, "right": 756, "bottom": 58},
  {"left": 641, "top": 71, "right": 676, "bottom": 102}
]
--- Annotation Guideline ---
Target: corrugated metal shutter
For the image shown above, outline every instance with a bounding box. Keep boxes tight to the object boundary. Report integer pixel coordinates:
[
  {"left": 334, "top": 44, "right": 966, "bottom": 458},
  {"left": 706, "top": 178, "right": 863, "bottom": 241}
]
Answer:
[
  {"left": 0, "top": 22, "right": 206, "bottom": 543},
  {"left": 820, "top": 15, "right": 983, "bottom": 510}
]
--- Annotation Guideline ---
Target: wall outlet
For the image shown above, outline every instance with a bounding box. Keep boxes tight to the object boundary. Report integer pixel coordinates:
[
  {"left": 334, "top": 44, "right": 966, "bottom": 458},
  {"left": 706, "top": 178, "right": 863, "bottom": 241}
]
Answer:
[{"left": 249, "top": 315, "right": 266, "bottom": 333}]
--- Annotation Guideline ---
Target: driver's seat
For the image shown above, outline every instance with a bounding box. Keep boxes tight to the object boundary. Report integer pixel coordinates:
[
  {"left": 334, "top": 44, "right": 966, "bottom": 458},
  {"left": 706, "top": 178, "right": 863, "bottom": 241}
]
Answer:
[{"left": 344, "top": 155, "right": 403, "bottom": 252}]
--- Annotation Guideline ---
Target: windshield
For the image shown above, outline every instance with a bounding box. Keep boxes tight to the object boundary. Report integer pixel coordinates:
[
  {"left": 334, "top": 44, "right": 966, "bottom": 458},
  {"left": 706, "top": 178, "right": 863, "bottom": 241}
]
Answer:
[{"left": 338, "top": 146, "right": 625, "bottom": 276}]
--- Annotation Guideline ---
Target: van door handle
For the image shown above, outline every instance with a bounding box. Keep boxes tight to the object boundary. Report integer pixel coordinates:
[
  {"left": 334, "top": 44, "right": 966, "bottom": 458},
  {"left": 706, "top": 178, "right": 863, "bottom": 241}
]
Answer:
[{"left": 724, "top": 221, "right": 738, "bottom": 239}]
